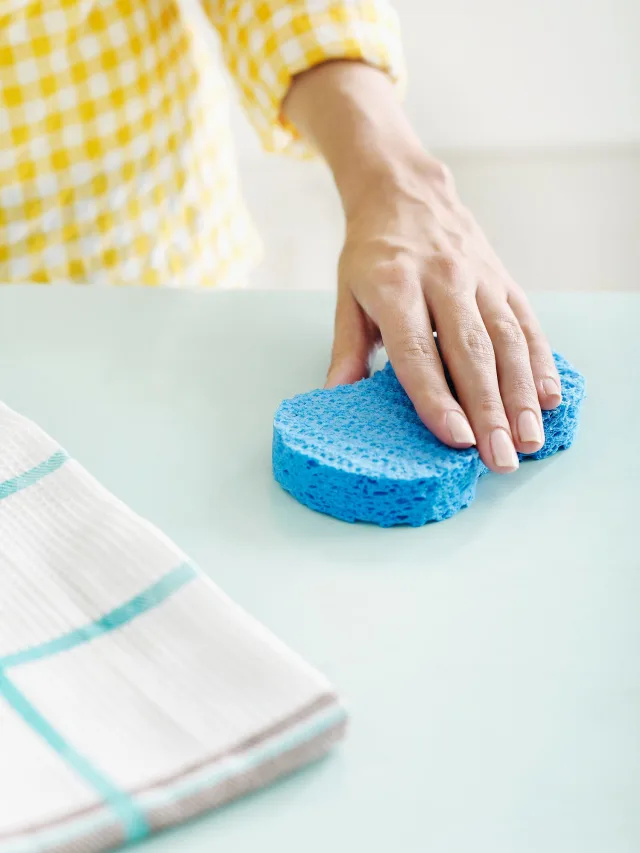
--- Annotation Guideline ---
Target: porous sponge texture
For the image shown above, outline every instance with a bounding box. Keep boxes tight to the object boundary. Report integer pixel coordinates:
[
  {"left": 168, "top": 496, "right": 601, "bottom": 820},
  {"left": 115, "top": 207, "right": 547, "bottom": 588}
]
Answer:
[{"left": 273, "top": 353, "right": 585, "bottom": 527}]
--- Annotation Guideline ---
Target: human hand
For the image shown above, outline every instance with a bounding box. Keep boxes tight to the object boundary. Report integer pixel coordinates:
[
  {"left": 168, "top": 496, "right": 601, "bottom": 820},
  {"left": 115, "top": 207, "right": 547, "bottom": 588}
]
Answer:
[
  {"left": 326, "top": 154, "right": 562, "bottom": 473},
  {"left": 284, "top": 61, "right": 561, "bottom": 473}
]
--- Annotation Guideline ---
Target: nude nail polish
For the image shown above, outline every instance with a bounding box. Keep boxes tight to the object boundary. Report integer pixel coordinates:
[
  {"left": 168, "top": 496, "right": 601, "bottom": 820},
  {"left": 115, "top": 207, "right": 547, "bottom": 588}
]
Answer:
[
  {"left": 517, "top": 409, "right": 543, "bottom": 445},
  {"left": 542, "top": 378, "right": 561, "bottom": 399},
  {"left": 446, "top": 411, "right": 476, "bottom": 445},
  {"left": 490, "top": 429, "right": 519, "bottom": 470}
]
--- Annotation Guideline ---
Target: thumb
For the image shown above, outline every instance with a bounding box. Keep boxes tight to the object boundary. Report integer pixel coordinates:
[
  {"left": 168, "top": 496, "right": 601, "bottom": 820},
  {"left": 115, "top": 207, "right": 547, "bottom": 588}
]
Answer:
[{"left": 325, "top": 291, "right": 376, "bottom": 388}]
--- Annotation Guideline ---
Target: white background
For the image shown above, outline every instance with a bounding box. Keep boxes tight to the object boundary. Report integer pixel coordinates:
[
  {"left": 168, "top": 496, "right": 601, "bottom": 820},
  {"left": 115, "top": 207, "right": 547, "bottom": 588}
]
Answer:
[{"left": 398, "top": 0, "right": 639, "bottom": 149}]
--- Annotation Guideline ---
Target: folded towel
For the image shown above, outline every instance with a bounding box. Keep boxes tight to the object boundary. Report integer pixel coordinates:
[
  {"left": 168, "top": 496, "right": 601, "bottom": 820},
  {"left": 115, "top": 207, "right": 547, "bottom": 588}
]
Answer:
[{"left": 0, "top": 404, "right": 346, "bottom": 853}]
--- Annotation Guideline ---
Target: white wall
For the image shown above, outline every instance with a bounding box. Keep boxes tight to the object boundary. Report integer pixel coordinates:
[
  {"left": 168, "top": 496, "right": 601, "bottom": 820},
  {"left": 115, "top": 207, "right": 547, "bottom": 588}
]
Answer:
[{"left": 397, "top": 0, "right": 640, "bottom": 149}]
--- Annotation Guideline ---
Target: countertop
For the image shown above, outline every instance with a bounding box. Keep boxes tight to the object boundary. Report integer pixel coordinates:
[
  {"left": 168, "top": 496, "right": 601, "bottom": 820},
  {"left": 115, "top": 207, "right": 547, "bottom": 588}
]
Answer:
[{"left": 0, "top": 288, "right": 638, "bottom": 853}]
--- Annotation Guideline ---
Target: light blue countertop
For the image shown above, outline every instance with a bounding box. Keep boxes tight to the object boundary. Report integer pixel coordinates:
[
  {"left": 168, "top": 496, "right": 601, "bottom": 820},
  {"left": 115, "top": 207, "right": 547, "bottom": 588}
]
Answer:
[{"left": 0, "top": 288, "right": 638, "bottom": 853}]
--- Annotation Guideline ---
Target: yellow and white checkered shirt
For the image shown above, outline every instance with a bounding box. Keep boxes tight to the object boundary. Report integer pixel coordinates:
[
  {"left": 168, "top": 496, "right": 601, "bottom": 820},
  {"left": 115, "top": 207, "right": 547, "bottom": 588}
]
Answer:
[{"left": 0, "top": 0, "right": 403, "bottom": 286}]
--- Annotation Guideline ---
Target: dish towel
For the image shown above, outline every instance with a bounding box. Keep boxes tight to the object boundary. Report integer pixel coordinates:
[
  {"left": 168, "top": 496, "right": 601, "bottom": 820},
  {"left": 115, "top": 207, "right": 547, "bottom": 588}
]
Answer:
[{"left": 0, "top": 404, "right": 346, "bottom": 853}]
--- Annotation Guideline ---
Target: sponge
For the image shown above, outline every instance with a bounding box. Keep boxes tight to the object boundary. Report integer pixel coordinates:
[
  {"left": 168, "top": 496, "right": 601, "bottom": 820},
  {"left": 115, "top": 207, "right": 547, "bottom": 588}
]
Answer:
[{"left": 273, "top": 353, "right": 585, "bottom": 527}]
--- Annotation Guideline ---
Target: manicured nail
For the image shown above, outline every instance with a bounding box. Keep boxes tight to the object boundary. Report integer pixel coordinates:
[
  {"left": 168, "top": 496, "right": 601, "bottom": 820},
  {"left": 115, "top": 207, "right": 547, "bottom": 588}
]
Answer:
[
  {"left": 490, "top": 428, "right": 519, "bottom": 470},
  {"left": 541, "top": 377, "right": 561, "bottom": 399},
  {"left": 517, "top": 409, "right": 543, "bottom": 445},
  {"left": 446, "top": 411, "right": 476, "bottom": 445}
]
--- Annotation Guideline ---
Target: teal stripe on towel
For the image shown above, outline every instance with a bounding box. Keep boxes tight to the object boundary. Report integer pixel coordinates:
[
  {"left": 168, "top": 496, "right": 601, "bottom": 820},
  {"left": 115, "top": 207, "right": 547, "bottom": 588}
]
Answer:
[
  {"left": 0, "top": 670, "right": 150, "bottom": 842},
  {"left": 0, "top": 563, "right": 198, "bottom": 841},
  {"left": 1, "top": 562, "right": 197, "bottom": 669},
  {"left": 0, "top": 449, "right": 68, "bottom": 501},
  {"left": 1, "top": 702, "right": 348, "bottom": 853},
  {"left": 140, "top": 701, "right": 348, "bottom": 811}
]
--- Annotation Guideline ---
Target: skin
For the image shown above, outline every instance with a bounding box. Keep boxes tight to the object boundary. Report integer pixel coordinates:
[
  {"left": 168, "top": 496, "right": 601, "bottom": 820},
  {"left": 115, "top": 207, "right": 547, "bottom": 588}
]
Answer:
[{"left": 283, "top": 60, "right": 562, "bottom": 474}]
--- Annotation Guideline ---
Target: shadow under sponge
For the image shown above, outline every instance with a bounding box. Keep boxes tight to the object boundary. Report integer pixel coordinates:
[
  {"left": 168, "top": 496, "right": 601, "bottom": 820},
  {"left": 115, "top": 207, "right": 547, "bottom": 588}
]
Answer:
[{"left": 272, "top": 353, "right": 586, "bottom": 528}]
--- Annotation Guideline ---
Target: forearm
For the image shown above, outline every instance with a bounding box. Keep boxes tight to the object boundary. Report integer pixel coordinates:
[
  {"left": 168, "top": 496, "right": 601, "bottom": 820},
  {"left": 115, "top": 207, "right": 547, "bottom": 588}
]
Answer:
[{"left": 282, "top": 60, "right": 439, "bottom": 214}]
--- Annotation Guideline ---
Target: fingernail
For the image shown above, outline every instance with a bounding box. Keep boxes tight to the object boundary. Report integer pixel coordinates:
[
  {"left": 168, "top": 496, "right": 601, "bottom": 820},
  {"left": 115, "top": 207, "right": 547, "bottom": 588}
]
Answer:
[
  {"left": 542, "top": 377, "right": 561, "bottom": 399},
  {"left": 446, "top": 411, "right": 476, "bottom": 445},
  {"left": 517, "top": 409, "right": 543, "bottom": 445},
  {"left": 490, "top": 429, "right": 519, "bottom": 470}
]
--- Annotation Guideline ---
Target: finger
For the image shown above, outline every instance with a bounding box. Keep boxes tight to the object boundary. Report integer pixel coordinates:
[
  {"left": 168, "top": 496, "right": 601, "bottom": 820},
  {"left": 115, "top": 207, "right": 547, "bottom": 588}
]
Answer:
[
  {"left": 508, "top": 290, "right": 562, "bottom": 410},
  {"left": 325, "top": 290, "right": 376, "bottom": 387},
  {"left": 429, "top": 289, "right": 518, "bottom": 473},
  {"left": 477, "top": 286, "right": 544, "bottom": 455},
  {"left": 366, "top": 274, "right": 476, "bottom": 449}
]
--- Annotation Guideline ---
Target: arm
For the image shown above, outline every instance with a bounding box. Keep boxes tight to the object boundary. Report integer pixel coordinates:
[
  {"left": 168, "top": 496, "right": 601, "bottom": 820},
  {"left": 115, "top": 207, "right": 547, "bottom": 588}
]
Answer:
[
  {"left": 202, "top": 0, "right": 404, "bottom": 154},
  {"left": 283, "top": 60, "right": 562, "bottom": 473}
]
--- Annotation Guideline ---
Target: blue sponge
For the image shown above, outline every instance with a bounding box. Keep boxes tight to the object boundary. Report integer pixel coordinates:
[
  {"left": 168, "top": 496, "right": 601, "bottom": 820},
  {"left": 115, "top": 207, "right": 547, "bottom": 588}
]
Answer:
[{"left": 273, "top": 353, "right": 585, "bottom": 527}]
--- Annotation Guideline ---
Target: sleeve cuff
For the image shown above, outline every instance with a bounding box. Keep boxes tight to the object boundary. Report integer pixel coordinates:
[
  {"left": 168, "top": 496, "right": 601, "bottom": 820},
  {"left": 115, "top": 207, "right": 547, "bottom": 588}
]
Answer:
[{"left": 216, "top": 0, "right": 406, "bottom": 156}]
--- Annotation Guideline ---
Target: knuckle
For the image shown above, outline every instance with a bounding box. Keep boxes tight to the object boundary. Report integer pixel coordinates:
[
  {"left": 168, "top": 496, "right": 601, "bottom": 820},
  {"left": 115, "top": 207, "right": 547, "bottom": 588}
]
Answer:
[
  {"left": 377, "top": 257, "right": 420, "bottom": 292},
  {"left": 459, "top": 324, "right": 494, "bottom": 361},
  {"left": 431, "top": 253, "right": 465, "bottom": 286},
  {"left": 508, "top": 376, "right": 538, "bottom": 401},
  {"left": 425, "top": 158, "right": 453, "bottom": 187},
  {"left": 397, "top": 334, "right": 440, "bottom": 370},
  {"left": 368, "top": 262, "right": 421, "bottom": 313},
  {"left": 491, "top": 315, "right": 525, "bottom": 348},
  {"left": 476, "top": 391, "right": 506, "bottom": 419},
  {"left": 399, "top": 333, "right": 437, "bottom": 364}
]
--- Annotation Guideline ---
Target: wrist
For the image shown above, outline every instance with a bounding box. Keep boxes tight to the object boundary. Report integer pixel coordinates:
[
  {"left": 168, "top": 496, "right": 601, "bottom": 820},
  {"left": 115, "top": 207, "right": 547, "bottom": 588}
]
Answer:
[
  {"left": 285, "top": 61, "right": 438, "bottom": 207},
  {"left": 284, "top": 60, "right": 449, "bottom": 216},
  {"left": 335, "top": 143, "right": 449, "bottom": 218}
]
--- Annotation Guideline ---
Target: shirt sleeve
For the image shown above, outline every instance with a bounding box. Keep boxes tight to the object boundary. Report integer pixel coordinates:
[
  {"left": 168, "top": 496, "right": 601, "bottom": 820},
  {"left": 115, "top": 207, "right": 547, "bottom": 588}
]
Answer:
[{"left": 202, "top": 0, "right": 405, "bottom": 155}]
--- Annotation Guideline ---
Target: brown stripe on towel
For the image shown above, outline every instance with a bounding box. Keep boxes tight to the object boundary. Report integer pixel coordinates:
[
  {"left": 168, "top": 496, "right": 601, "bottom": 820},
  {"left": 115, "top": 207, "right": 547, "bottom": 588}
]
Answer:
[
  {"left": 136, "top": 691, "right": 340, "bottom": 798},
  {"left": 145, "top": 711, "right": 347, "bottom": 833},
  {"left": 1, "top": 819, "right": 124, "bottom": 853},
  {"left": 0, "top": 692, "right": 343, "bottom": 849}
]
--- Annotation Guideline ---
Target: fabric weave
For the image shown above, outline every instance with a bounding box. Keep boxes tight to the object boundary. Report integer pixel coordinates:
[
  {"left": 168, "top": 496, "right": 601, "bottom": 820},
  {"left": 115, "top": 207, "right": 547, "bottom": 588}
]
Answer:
[
  {"left": 0, "top": 402, "right": 346, "bottom": 853},
  {"left": 0, "top": 0, "right": 403, "bottom": 286}
]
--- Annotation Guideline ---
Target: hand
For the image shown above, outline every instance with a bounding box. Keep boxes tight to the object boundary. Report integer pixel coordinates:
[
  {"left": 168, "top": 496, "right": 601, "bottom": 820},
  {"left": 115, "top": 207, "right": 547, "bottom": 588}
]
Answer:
[
  {"left": 283, "top": 61, "right": 561, "bottom": 473},
  {"left": 327, "top": 155, "right": 562, "bottom": 473}
]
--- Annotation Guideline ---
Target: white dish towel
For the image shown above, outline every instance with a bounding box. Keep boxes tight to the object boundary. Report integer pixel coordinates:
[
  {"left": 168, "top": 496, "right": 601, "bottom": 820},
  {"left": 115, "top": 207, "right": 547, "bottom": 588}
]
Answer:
[{"left": 0, "top": 404, "right": 346, "bottom": 853}]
